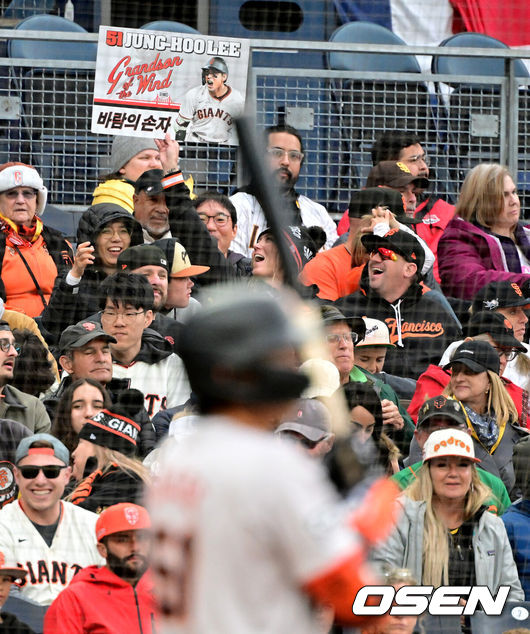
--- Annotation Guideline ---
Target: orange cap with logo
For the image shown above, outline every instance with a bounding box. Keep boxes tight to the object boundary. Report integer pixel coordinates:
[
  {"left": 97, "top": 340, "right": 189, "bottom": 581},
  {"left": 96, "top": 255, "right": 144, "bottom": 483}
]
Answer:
[{"left": 95, "top": 503, "right": 151, "bottom": 542}]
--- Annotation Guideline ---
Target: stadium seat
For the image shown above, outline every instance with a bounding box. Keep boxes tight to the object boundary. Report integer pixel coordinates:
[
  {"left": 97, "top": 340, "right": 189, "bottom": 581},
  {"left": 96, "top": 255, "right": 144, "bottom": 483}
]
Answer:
[
  {"left": 3, "top": 0, "right": 55, "bottom": 20},
  {"left": 326, "top": 21, "right": 434, "bottom": 207},
  {"left": 432, "top": 32, "right": 530, "bottom": 202},
  {"left": 7, "top": 14, "right": 104, "bottom": 207},
  {"left": 140, "top": 20, "right": 200, "bottom": 34}
]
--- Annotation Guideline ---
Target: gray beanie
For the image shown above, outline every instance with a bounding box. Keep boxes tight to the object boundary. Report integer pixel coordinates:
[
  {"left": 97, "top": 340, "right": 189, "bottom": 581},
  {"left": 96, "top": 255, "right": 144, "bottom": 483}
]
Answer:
[{"left": 108, "top": 136, "right": 159, "bottom": 175}]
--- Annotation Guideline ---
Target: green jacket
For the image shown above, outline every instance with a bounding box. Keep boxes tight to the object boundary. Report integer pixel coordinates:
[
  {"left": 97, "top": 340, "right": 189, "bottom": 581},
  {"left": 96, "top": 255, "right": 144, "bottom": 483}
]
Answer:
[
  {"left": 391, "top": 461, "right": 511, "bottom": 516},
  {"left": 349, "top": 366, "right": 415, "bottom": 454},
  {"left": 0, "top": 385, "right": 51, "bottom": 434}
]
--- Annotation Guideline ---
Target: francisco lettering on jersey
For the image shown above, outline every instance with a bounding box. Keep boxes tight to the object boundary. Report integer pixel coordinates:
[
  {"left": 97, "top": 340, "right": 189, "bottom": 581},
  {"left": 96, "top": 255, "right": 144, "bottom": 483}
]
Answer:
[
  {"left": 17, "top": 561, "right": 82, "bottom": 587},
  {"left": 385, "top": 318, "right": 444, "bottom": 344}
]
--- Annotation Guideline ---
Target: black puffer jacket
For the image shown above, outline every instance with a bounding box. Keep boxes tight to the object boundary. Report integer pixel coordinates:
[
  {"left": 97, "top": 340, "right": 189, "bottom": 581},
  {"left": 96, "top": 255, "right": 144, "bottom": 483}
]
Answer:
[{"left": 39, "top": 204, "right": 143, "bottom": 348}]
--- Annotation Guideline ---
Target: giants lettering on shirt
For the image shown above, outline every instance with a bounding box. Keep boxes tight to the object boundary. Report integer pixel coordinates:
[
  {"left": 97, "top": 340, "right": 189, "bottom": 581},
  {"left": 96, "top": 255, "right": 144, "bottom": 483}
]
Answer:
[
  {"left": 17, "top": 561, "right": 82, "bottom": 587},
  {"left": 195, "top": 107, "right": 233, "bottom": 124}
]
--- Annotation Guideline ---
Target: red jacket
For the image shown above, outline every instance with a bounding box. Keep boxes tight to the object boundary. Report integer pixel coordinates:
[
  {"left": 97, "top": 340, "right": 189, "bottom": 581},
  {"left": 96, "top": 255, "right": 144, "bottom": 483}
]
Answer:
[
  {"left": 408, "top": 363, "right": 530, "bottom": 429},
  {"left": 43, "top": 566, "right": 158, "bottom": 634}
]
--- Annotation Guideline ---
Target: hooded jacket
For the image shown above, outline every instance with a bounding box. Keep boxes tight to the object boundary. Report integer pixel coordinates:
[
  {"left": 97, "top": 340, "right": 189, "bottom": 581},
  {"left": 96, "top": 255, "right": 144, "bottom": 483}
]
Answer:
[
  {"left": 39, "top": 204, "right": 144, "bottom": 347},
  {"left": 438, "top": 216, "right": 530, "bottom": 300},
  {"left": 335, "top": 271, "right": 462, "bottom": 380},
  {"left": 502, "top": 499, "right": 530, "bottom": 599},
  {"left": 44, "top": 566, "right": 157, "bottom": 634},
  {"left": 371, "top": 497, "right": 524, "bottom": 601}
]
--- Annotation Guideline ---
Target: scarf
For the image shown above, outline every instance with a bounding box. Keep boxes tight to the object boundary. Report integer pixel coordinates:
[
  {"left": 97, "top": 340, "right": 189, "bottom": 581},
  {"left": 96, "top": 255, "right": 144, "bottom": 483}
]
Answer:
[{"left": 462, "top": 403, "right": 499, "bottom": 449}]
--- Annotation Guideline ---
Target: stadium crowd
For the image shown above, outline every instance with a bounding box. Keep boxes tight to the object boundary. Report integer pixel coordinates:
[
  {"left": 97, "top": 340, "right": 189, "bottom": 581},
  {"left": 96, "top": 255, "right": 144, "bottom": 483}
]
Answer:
[{"left": 0, "top": 122, "right": 528, "bottom": 634}]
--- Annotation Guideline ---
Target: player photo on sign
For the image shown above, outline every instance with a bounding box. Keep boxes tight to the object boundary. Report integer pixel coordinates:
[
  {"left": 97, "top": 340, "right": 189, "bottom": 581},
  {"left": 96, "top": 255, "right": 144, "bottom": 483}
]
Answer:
[
  {"left": 174, "top": 56, "right": 245, "bottom": 144},
  {"left": 92, "top": 27, "right": 250, "bottom": 145}
]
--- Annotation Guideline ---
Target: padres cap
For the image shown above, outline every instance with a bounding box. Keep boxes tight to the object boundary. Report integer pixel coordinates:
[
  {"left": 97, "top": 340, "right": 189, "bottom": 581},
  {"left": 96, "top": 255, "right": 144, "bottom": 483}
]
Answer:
[
  {"left": 361, "top": 228, "right": 426, "bottom": 271},
  {"left": 466, "top": 311, "right": 525, "bottom": 351},
  {"left": 134, "top": 168, "right": 164, "bottom": 196},
  {"left": 471, "top": 281, "right": 530, "bottom": 312},
  {"left": 443, "top": 340, "right": 500, "bottom": 375},
  {"left": 356, "top": 317, "right": 395, "bottom": 348},
  {"left": 417, "top": 396, "right": 468, "bottom": 429},
  {"left": 96, "top": 503, "right": 151, "bottom": 542},
  {"left": 275, "top": 398, "right": 332, "bottom": 442},
  {"left": 168, "top": 241, "right": 210, "bottom": 278},
  {"left": 59, "top": 321, "right": 116, "bottom": 354},
  {"left": 0, "top": 551, "right": 26, "bottom": 580},
  {"left": 366, "top": 161, "right": 430, "bottom": 190},
  {"left": 117, "top": 244, "right": 169, "bottom": 272},
  {"left": 15, "top": 433, "right": 69, "bottom": 466},
  {"left": 423, "top": 428, "right": 480, "bottom": 463}
]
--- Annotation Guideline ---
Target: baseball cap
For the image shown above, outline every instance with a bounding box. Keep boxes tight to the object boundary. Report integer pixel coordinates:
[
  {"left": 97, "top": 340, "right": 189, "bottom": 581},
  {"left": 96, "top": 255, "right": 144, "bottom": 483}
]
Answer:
[
  {"left": 366, "top": 161, "right": 430, "bottom": 190},
  {"left": 320, "top": 305, "right": 366, "bottom": 343},
  {"left": 348, "top": 187, "right": 420, "bottom": 225},
  {"left": 471, "top": 281, "right": 530, "bottom": 312},
  {"left": 356, "top": 317, "right": 395, "bottom": 348},
  {"left": 0, "top": 551, "right": 26, "bottom": 581},
  {"left": 15, "top": 433, "right": 69, "bottom": 466},
  {"left": 134, "top": 169, "right": 165, "bottom": 196},
  {"left": 168, "top": 241, "right": 210, "bottom": 278},
  {"left": 417, "top": 396, "right": 468, "bottom": 429},
  {"left": 423, "top": 428, "right": 480, "bottom": 463},
  {"left": 466, "top": 311, "right": 525, "bottom": 351},
  {"left": 361, "top": 228, "right": 426, "bottom": 271},
  {"left": 444, "top": 340, "right": 500, "bottom": 375},
  {"left": 299, "top": 359, "right": 341, "bottom": 399},
  {"left": 117, "top": 244, "right": 169, "bottom": 272},
  {"left": 59, "top": 321, "right": 116, "bottom": 354},
  {"left": 275, "top": 398, "right": 332, "bottom": 442},
  {"left": 95, "top": 503, "right": 151, "bottom": 542}
]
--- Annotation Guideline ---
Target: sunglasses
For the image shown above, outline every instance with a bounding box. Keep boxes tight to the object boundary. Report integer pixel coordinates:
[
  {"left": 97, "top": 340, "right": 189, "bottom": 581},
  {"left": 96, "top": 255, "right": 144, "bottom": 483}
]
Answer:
[
  {"left": 372, "top": 247, "right": 398, "bottom": 262},
  {"left": 18, "top": 465, "right": 68, "bottom": 479}
]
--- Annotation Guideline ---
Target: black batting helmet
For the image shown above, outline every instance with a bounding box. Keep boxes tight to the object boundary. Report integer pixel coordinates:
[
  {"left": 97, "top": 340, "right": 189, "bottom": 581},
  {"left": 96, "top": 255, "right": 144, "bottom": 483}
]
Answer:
[
  {"left": 177, "top": 283, "right": 309, "bottom": 411},
  {"left": 202, "top": 56, "right": 228, "bottom": 76}
]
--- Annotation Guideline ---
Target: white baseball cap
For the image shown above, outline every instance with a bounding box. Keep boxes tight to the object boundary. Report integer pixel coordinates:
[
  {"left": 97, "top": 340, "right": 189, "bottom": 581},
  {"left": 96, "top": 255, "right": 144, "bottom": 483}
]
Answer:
[
  {"left": 422, "top": 428, "right": 480, "bottom": 463},
  {"left": 355, "top": 317, "right": 395, "bottom": 348},
  {"left": 0, "top": 163, "right": 48, "bottom": 215},
  {"left": 300, "top": 358, "right": 340, "bottom": 398}
]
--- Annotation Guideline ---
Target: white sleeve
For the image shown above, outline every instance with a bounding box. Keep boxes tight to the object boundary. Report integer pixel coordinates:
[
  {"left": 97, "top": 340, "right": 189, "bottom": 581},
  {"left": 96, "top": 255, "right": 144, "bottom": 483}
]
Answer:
[
  {"left": 229, "top": 193, "right": 256, "bottom": 257},
  {"left": 178, "top": 87, "right": 198, "bottom": 121},
  {"left": 165, "top": 355, "right": 191, "bottom": 409}
]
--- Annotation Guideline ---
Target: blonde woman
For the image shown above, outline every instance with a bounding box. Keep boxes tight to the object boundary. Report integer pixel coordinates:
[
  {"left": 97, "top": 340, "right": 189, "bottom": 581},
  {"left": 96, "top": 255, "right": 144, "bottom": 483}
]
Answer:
[
  {"left": 371, "top": 428, "right": 523, "bottom": 601},
  {"left": 443, "top": 340, "right": 527, "bottom": 496},
  {"left": 68, "top": 408, "right": 150, "bottom": 514},
  {"left": 438, "top": 163, "right": 530, "bottom": 299}
]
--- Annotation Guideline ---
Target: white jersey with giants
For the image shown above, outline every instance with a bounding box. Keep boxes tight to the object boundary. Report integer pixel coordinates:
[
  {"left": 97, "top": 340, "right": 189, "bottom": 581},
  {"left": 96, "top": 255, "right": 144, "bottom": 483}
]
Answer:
[
  {"left": 0, "top": 500, "right": 104, "bottom": 605},
  {"left": 179, "top": 85, "right": 244, "bottom": 144},
  {"left": 149, "top": 417, "right": 360, "bottom": 634}
]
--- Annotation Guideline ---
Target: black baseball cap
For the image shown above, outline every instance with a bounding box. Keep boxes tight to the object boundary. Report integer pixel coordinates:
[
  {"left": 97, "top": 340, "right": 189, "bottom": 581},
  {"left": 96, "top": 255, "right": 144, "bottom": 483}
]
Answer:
[
  {"left": 134, "top": 169, "right": 165, "bottom": 196},
  {"left": 59, "top": 321, "right": 116, "bottom": 354},
  {"left": 466, "top": 311, "right": 525, "bottom": 351},
  {"left": 349, "top": 187, "right": 420, "bottom": 225},
  {"left": 361, "top": 228, "right": 425, "bottom": 272},
  {"left": 443, "top": 340, "right": 500, "bottom": 375},
  {"left": 417, "top": 395, "right": 468, "bottom": 429},
  {"left": 471, "top": 281, "right": 530, "bottom": 312},
  {"left": 366, "top": 161, "right": 430, "bottom": 190},
  {"left": 117, "top": 244, "right": 169, "bottom": 272},
  {"left": 320, "top": 305, "right": 366, "bottom": 343}
]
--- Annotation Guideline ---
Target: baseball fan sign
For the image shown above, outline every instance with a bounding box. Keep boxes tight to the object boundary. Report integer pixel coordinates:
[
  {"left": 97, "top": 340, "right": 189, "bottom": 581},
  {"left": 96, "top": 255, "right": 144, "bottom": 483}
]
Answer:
[{"left": 92, "top": 26, "right": 250, "bottom": 145}]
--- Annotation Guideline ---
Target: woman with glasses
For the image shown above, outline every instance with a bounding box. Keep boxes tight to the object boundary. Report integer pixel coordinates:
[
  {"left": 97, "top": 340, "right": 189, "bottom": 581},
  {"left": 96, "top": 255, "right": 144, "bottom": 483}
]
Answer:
[
  {"left": 443, "top": 340, "right": 528, "bottom": 496},
  {"left": 0, "top": 162, "right": 73, "bottom": 318},
  {"left": 438, "top": 163, "right": 530, "bottom": 300},
  {"left": 39, "top": 203, "right": 144, "bottom": 347}
]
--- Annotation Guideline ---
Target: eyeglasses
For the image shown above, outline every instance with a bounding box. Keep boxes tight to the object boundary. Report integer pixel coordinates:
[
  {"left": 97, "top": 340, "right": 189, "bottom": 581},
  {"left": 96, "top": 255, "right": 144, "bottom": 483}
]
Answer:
[
  {"left": 371, "top": 247, "right": 398, "bottom": 262},
  {"left": 0, "top": 339, "right": 20, "bottom": 353},
  {"left": 197, "top": 212, "right": 230, "bottom": 227},
  {"left": 491, "top": 346, "right": 519, "bottom": 362},
  {"left": 406, "top": 153, "right": 429, "bottom": 166},
  {"left": 266, "top": 147, "right": 304, "bottom": 163},
  {"left": 326, "top": 332, "right": 359, "bottom": 344},
  {"left": 3, "top": 189, "right": 37, "bottom": 200},
  {"left": 100, "top": 309, "right": 145, "bottom": 322},
  {"left": 18, "top": 465, "right": 68, "bottom": 479}
]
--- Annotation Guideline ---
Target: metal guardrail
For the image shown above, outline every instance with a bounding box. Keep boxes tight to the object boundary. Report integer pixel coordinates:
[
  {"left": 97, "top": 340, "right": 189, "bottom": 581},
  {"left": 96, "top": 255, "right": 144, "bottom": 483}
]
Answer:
[{"left": 0, "top": 29, "right": 529, "bottom": 221}]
